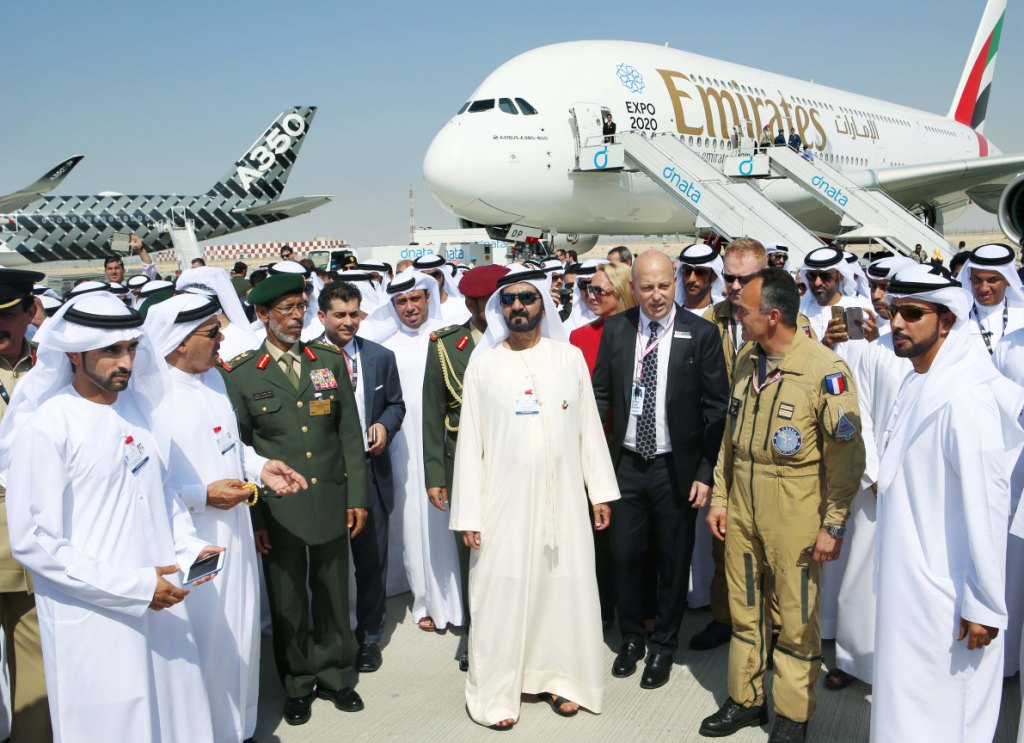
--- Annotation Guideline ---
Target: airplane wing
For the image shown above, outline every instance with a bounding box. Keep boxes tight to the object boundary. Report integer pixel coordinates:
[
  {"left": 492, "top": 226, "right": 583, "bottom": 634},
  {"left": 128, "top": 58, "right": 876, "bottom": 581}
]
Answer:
[
  {"left": 874, "top": 153, "right": 1024, "bottom": 211},
  {"left": 0, "top": 155, "right": 85, "bottom": 213},
  {"left": 236, "top": 195, "right": 332, "bottom": 219}
]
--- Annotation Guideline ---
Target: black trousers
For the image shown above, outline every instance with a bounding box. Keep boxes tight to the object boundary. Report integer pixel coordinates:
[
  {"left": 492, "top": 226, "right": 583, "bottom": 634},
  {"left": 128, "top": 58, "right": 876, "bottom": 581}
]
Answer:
[
  {"left": 609, "top": 450, "right": 696, "bottom": 655},
  {"left": 351, "top": 466, "right": 389, "bottom": 644}
]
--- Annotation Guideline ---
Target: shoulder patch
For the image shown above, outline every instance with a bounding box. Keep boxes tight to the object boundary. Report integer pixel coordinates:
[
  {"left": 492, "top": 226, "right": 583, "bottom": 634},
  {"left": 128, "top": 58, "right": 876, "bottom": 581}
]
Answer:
[
  {"left": 833, "top": 405, "right": 857, "bottom": 441},
  {"left": 823, "top": 372, "right": 847, "bottom": 395}
]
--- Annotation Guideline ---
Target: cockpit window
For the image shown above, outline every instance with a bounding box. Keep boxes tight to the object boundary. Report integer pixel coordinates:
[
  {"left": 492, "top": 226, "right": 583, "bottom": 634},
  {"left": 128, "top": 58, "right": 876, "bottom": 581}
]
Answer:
[
  {"left": 515, "top": 98, "right": 538, "bottom": 115},
  {"left": 468, "top": 99, "right": 495, "bottom": 113},
  {"left": 457, "top": 102, "right": 469, "bottom": 115},
  {"left": 498, "top": 98, "right": 518, "bottom": 115}
]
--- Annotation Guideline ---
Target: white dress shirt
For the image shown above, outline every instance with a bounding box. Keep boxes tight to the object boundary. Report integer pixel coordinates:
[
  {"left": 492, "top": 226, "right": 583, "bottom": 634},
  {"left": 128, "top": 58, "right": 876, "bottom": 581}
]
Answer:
[
  {"left": 624, "top": 308, "right": 674, "bottom": 455},
  {"left": 342, "top": 338, "right": 368, "bottom": 451}
]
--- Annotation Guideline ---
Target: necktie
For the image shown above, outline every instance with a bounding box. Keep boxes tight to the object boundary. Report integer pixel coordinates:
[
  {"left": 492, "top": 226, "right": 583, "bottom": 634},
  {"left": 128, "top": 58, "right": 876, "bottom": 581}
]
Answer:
[
  {"left": 344, "top": 350, "right": 358, "bottom": 392},
  {"left": 637, "top": 321, "right": 659, "bottom": 458},
  {"left": 281, "top": 354, "right": 300, "bottom": 389}
]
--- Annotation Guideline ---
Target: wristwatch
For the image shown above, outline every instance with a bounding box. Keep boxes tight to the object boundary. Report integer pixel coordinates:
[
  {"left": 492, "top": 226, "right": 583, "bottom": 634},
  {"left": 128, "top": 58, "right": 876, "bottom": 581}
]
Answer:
[{"left": 824, "top": 523, "right": 847, "bottom": 539}]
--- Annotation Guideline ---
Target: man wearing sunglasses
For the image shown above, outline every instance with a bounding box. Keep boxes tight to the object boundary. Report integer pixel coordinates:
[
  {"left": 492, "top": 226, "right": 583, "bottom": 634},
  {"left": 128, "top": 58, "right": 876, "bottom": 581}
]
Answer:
[
  {"left": 872, "top": 265, "right": 1024, "bottom": 743},
  {"left": 593, "top": 251, "right": 728, "bottom": 691},
  {"left": 701, "top": 268, "right": 864, "bottom": 742},
  {"left": 675, "top": 243, "right": 724, "bottom": 316},
  {"left": 220, "top": 272, "right": 369, "bottom": 726},
  {"left": 797, "top": 247, "right": 875, "bottom": 358}
]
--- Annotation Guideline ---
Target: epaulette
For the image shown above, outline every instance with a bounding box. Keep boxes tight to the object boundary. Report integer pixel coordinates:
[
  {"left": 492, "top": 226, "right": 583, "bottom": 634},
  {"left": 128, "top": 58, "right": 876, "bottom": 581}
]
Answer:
[
  {"left": 220, "top": 350, "right": 256, "bottom": 372},
  {"left": 309, "top": 339, "right": 342, "bottom": 355},
  {"left": 430, "top": 324, "right": 462, "bottom": 342}
]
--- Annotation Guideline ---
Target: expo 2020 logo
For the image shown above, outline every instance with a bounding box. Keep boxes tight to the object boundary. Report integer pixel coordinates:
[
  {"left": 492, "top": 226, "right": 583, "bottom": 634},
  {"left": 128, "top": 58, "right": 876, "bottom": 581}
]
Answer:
[{"left": 616, "top": 63, "right": 645, "bottom": 94}]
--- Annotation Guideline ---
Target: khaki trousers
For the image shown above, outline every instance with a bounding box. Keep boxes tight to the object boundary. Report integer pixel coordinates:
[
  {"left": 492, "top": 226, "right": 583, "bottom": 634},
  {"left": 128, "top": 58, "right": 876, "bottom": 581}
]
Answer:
[{"left": 0, "top": 591, "right": 51, "bottom": 742}]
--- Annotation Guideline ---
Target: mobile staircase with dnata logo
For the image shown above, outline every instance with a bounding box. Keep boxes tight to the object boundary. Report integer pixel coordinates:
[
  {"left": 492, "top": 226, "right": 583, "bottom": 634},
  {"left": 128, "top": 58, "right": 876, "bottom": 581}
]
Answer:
[
  {"left": 764, "top": 146, "right": 955, "bottom": 261},
  {"left": 164, "top": 209, "right": 204, "bottom": 269},
  {"left": 617, "top": 132, "right": 825, "bottom": 261}
]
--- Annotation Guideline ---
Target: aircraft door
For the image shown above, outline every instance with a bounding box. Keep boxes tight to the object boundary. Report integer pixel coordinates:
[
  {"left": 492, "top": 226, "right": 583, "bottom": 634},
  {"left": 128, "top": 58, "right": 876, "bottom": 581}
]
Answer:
[
  {"left": 571, "top": 102, "right": 624, "bottom": 171},
  {"left": 171, "top": 206, "right": 188, "bottom": 229}
]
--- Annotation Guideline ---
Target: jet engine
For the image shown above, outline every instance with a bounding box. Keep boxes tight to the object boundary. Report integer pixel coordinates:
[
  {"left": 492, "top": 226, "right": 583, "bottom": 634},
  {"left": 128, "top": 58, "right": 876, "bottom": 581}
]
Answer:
[{"left": 998, "top": 173, "right": 1024, "bottom": 246}]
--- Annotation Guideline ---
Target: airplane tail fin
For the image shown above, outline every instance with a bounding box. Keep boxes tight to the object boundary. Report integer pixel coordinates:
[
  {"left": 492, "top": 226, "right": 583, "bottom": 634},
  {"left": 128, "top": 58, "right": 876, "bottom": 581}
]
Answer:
[
  {"left": 207, "top": 106, "right": 317, "bottom": 203},
  {"left": 948, "top": 0, "right": 1006, "bottom": 133}
]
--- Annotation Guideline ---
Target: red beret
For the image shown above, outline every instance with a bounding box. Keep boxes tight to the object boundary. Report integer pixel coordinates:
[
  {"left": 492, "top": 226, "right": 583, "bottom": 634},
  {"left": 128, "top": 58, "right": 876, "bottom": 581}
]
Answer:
[{"left": 458, "top": 264, "right": 510, "bottom": 299}]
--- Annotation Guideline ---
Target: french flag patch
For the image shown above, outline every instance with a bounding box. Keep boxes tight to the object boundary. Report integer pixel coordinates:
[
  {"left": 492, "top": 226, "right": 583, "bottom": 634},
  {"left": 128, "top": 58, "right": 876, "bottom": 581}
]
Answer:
[{"left": 824, "top": 373, "right": 847, "bottom": 395}]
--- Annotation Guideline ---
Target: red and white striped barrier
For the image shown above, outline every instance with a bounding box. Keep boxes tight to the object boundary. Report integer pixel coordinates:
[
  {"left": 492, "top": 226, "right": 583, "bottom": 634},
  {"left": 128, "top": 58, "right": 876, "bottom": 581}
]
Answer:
[{"left": 153, "top": 239, "right": 349, "bottom": 264}]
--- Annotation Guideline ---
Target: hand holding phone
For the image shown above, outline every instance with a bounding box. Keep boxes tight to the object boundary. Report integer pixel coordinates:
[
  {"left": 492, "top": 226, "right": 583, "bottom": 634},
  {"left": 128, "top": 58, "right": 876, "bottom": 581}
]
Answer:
[
  {"left": 184, "top": 550, "right": 225, "bottom": 587},
  {"left": 845, "top": 307, "right": 865, "bottom": 341}
]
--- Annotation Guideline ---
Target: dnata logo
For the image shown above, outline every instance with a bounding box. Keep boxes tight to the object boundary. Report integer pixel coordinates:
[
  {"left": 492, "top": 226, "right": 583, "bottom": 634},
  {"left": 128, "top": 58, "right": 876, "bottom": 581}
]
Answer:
[
  {"left": 593, "top": 146, "right": 609, "bottom": 170},
  {"left": 738, "top": 155, "right": 754, "bottom": 176},
  {"left": 811, "top": 175, "right": 849, "bottom": 207},
  {"left": 661, "top": 166, "right": 702, "bottom": 204}
]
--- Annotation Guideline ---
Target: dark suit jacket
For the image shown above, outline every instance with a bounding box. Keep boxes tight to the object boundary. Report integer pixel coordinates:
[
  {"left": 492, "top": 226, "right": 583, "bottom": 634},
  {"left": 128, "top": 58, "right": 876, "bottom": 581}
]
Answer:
[
  {"left": 355, "top": 336, "right": 405, "bottom": 512},
  {"left": 592, "top": 305, "right": 729, "bottom": 488}
]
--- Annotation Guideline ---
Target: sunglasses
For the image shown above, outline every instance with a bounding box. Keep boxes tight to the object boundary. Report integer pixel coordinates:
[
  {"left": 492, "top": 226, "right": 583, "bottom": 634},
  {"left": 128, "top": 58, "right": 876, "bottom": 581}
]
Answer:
[
  {"left": 189, "top": 324, "right": 221, "bottom": 340},
  {"left": 500, "top": 291, "right": 541, "bottom": 306},
  {"left": 682, "top": 265, "right": 712, "bottom": 278},
  {"left": 805, "top": 270, "right": 839, "bottom": 283},
  {"left": 722, "top": 272, "right": 756, "bottom": 285},
  {"left": 584, "top": 285, "right": 616, "bottom": 298},
  {"left": 886, "top": 304, "right": 938, "bottom": 321},
  {"left": 796, "top": 284, "right": 808, "bottom": 294}
]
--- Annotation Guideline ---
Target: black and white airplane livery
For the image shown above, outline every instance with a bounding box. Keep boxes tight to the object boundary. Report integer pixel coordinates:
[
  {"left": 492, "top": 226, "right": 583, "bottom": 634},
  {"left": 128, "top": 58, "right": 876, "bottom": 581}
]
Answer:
[{"left": 0, "top": 106, "right": 329, "bottom": 266}]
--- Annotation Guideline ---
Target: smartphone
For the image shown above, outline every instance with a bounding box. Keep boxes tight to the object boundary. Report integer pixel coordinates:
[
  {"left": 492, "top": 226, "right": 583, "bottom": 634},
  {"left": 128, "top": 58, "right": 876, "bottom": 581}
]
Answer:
[
  {"left": 830, "top": 305, "right": 846, "bottom": 324},
  {"left": 183, "top": 552, "right": 225, "bottom": 586},
  {"left": 845, "top": 307, "right": 865, "bottom": 340},
  {"left": 367, "top": 427, "right": 377, "bottom": 446},
  {"left": 109, "top": 232, "right": 132, "bottom": 255}
]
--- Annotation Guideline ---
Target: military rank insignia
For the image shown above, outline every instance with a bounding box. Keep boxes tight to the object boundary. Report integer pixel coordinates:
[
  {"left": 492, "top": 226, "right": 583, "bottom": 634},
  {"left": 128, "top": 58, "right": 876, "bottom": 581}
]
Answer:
[
  {"left": 824, "top": 372, "right": 847, "bottom": 395},
  {"left": 309, "top": 368, "right": 339, "bottom": 391},
  {"left": 728, "top": 397, "right": 740, "bottom": 416},
  {"left": 456, "top": 336, "right": 469, "bottom": 351},
  {"left": 777, "top": 402, "right": 795, "bottom": 420}
]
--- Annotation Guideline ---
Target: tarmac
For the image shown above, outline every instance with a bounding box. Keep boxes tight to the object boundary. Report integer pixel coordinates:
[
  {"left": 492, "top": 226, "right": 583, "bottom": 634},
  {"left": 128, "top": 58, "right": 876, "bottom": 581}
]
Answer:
[{"left": 254, "top": 593, "right": 1023, "bottom": 742}]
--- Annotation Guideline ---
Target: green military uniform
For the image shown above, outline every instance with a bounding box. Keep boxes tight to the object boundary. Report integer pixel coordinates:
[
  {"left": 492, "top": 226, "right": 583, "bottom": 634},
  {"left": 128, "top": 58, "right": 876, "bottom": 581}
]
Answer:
[
  {"left": 422, "top": 321, "right": 479, "bottom": 616},
  {"left": 231, "top": 275, "right": 249, "bottom": 300},
  {"left": 220, "top": 338, "right": 369, "bottom": 698},
  {"left": 0, "top": 340, "right": 52, "bottom": 742},
  {"left": 702, "top": 299, "right": 817, "bottom": 628},
  {"left": 712, "top": 330, "right": 864, "bottom": 723}
]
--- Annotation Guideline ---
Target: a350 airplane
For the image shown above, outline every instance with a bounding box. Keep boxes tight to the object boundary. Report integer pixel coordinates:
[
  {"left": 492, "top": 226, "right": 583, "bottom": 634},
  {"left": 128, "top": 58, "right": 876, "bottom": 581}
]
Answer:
[
  {"left": 0, "top": 106, "right": 329, "bottom": 265},
  {"left": 424, "top": 0, "right": 1024, "bottom": 248}
]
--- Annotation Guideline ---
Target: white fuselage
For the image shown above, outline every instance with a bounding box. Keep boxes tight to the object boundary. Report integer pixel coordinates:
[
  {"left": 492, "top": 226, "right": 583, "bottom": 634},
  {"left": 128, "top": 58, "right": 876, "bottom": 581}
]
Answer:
[{"left": 423, "top": 41, "right": 994, "bottom": 236}]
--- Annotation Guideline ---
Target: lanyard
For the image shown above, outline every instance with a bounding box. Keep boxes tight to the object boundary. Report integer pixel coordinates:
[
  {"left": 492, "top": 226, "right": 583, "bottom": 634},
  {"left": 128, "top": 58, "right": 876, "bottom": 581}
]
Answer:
[
  {"left": 750, "top": 349, "right": 782, "bottom": 395},
  {"left": 972, "top": 300, "right": 1007, "bottom": 355},
  {"left": 634, "top": 308, "right": 674, "bottom": 381}
]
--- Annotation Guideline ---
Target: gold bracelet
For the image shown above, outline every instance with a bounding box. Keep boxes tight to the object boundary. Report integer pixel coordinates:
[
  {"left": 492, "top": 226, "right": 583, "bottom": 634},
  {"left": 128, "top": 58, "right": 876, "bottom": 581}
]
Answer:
[{"left": 244, "top": 481, "right": 260, "bottom": 507}]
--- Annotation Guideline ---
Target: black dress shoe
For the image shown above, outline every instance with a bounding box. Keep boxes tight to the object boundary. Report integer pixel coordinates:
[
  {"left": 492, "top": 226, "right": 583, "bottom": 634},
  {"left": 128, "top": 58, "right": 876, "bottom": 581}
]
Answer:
[
  {"left": 458, "top": 651, "right": 469, "bottom": 672},
  {"left": 689, "top": 620, "right": 732, "bottom": 651},
  {"left": 640, "top": 651, "right": 673, "bottom": 689},
  {"left": 768, "top": 715, "right": 807, "bottom": 743},
  {"left": 283, "top": 695, "right": 313, "bottom": 726},
  {"left": 316, "top": 686, "right": 365, "bottom": 712},
  {"left": 612, "top": 639, "right": 645, "bottom": 678},
  {"left": 357, "top": 643, "right": 383, "bottom": 673},
  {"left": 698, "top": 698, "right": 768, "bottom": 737},
  {"left": 243, "top": 738, "right": 257, "bottom": 743}
]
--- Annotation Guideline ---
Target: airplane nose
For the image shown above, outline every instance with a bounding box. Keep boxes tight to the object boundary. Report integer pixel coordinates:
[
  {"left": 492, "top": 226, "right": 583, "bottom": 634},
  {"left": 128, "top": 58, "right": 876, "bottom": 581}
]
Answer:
[{"left": 423, "top": 121, "right": 478, "bottom": 211}]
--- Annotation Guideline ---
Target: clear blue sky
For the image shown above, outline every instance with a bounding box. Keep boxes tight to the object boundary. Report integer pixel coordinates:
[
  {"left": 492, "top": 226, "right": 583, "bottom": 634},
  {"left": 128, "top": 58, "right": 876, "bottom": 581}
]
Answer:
[{"left": 7, "top": 0, "right": 1019, "bottom": 245}]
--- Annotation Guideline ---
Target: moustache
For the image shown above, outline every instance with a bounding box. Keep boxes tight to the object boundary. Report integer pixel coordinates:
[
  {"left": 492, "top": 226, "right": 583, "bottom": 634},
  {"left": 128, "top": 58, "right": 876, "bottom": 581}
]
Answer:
[
  {"left": 891, "top": 332, "right": 911, "bottom": 343},
  {"left": 509, "top": 310, "right": 530, "bottom": 320}
]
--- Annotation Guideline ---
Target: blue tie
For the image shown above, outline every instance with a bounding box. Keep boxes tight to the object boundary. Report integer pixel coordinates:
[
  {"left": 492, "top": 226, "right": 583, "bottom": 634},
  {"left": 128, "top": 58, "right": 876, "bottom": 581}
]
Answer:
[{"left": 637, "top": 321, "right": 659, "bottom": 458}]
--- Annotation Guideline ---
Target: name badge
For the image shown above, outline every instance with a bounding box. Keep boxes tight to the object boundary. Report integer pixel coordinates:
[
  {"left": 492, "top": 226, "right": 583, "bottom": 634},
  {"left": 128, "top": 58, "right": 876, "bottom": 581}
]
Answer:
[
  {"left": 310, "top": 368, "right": 339, "bottom": 391},
  {"left": 309, "top": 399, "right": 332, "bottom": 416},
  {"left": 214, "top": 426, "right": 235, "bottom": 454},
  {"left": 124, "top": 436, "right": 149, "bottom": 473},
  {"left": 673, "top": 331, "right": 691, "bottom": 339},
  {"left": 630, "top": 382, "right": 646, "bottom": 417},
  {"left": 515, "top": 391, "right": 541, "bottom": 415}
]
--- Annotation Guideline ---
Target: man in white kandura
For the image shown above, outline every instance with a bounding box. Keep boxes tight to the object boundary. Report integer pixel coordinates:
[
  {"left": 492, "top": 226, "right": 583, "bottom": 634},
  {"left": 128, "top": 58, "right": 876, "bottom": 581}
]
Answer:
[
  {"left": 0, "top": 292, "right": 224, "bottom": 742},
  {"left": 369, "top": 269, "right": 463, "bottom": 631},
  {"left": 146, "top": 294, "right": 308, "bottom": 743},
  {"left": 872, "top": 265, "right": 1024, "bottom": 743},
  {"left": 450, "top": 264, "right": 619, "bottom": 731}
]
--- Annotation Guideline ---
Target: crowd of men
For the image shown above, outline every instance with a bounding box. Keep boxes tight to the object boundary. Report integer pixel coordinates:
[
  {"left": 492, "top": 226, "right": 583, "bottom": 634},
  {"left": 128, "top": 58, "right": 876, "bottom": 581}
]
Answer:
[{"left": 0, "top": 235, "right": 1021, "bottom": 743}]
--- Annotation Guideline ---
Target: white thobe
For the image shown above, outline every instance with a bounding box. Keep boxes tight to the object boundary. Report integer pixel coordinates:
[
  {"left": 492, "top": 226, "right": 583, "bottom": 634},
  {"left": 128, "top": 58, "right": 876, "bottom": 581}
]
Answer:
[
  {"left": 6, "top": 388, "right": 214, "bottom": 743},
  {"left": 872, "top": 339, "right": 1024, "bottom": 743},
  {"left": 967, "top": 300, "right": 1024, "bottom": 358},
  {"left": 450, "top": 339, "right": 619, "bottom": 725},
  {"left": 834, "top": 334, "right": 910, "bottom": 682},
  {"left": 439, "top": 296, "right": 471, "bottom": 326},
  {"left": 801, "top": 293, "right": 873, "bottom": 638},
  {"left": 991, "top": 328, "right": 1024, "bottom": 676},
  {"left": 383, "top": 319, "right": 463, "bottom": 625},
  {"left": 164, "top": 367, "right": 267, "bottom": 743},
  {"left": 218, "top": 322, "right": 259, "bottom": 361}
]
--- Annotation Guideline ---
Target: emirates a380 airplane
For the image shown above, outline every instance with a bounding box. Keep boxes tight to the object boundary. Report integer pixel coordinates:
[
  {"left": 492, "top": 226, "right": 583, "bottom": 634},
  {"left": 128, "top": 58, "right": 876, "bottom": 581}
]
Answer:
[{"left": 424, "top": 0, "right": 1024, "bottom": 247}]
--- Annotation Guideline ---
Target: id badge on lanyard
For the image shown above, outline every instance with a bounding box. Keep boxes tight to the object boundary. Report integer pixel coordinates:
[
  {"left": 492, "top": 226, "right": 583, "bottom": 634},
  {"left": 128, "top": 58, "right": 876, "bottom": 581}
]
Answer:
[
  {"left": 214, "top": 425, "right": 235, "bottom": 454},
  {"left": 124, "top": 435, "right": 149, "bottom": 474},
  {"left": 631, "top": 310, "right": 672, "bottom": 416}
]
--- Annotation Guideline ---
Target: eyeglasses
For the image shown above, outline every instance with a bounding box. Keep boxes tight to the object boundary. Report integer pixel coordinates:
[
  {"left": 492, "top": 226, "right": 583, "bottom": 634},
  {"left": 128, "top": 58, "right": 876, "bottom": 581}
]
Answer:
[
  {"left": 188, "top": 324, "right": 221, "bottom": 340},
  {"left": 271, "top": 302, "right": 308, "bottom": 316},
  {"left": 796, "top": 284, "right": 808, "bottom": 295},
  {"left": 682, "top": 265, "right": 712, "bottom": 278},
  {"left": 584, "top": 284, "right": 616, "bottom": 298},
  {"left": 722, "top": 272, "right": 756, "bottom": 285},
  {"left": 805, "top": 270, "right": 839, "bottom": 283},
  {"left": 499, "top": 291, "right": 541, "bottom": 306},
  {"left": 885, "top": 304, "right": 938, "bottom": 322}
]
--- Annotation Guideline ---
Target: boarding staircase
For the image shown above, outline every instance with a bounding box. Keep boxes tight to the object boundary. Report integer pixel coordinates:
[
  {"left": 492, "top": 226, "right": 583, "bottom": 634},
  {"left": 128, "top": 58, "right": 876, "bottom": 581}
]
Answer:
[
  {"left": 766, "top": 146, "right": 955, "bottom": 261},
  {"left": 618, "top": 132, "right": 825, "bottom": 261},
  {"left": 163, "top": 215, "right": 203, "bottom": 270}
]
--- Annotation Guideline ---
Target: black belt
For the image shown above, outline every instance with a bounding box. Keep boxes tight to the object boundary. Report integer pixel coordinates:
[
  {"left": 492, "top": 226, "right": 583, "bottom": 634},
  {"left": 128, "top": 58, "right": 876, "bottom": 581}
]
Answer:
[{"left": 623, "top": 448, "right": 670, "bottom": 462}]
